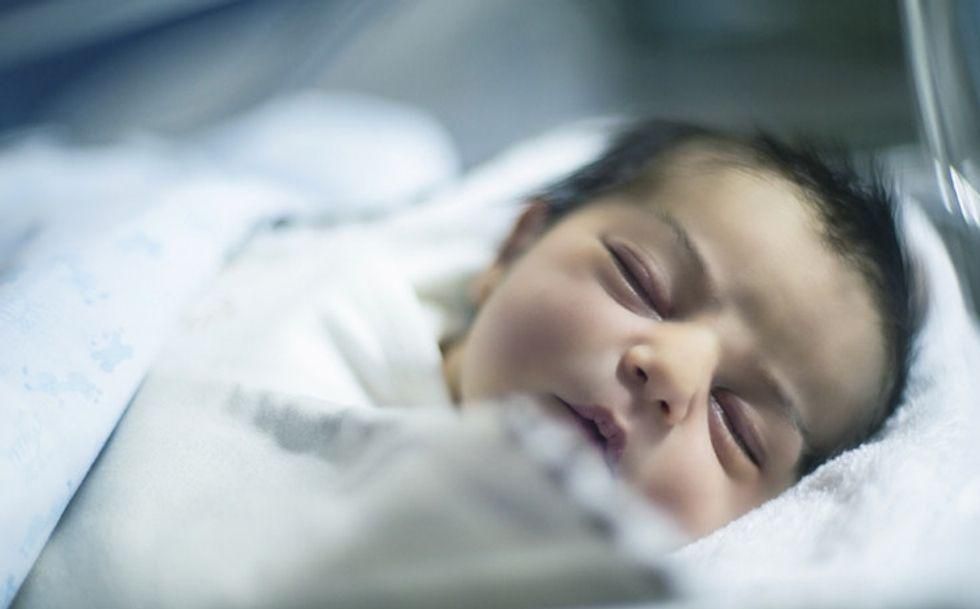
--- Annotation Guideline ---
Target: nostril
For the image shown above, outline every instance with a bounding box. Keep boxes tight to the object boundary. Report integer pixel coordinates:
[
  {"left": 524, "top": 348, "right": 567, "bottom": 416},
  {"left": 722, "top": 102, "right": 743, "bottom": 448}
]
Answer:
[
  {"left": 634, "top": 365, "right": 648, "bottom": 383},
  {"left": 659, "top": 400, "right": 670, "bottom": 416}
]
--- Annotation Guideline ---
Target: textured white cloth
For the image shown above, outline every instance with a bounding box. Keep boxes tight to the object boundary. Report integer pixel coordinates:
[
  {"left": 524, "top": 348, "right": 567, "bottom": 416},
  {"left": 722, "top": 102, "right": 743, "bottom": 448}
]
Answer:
[{"left": 149, "top": 226, "right": 452, "bottom": 409}]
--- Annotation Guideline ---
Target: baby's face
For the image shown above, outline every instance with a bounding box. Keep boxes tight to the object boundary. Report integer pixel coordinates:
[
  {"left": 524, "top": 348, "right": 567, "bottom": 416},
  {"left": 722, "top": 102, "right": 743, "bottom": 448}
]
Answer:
[{"left": 456, "top": 165, "right": 886, "bottom": 537}]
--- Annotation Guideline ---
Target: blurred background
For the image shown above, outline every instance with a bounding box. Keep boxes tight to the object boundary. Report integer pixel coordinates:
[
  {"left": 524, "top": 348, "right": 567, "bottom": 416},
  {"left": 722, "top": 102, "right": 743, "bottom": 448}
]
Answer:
[
  {"left": 3, "top": 0, "right": 979, "bottom": 310},
  {"left": 0, "top": 0, "right": 916, "bottom": 167}
]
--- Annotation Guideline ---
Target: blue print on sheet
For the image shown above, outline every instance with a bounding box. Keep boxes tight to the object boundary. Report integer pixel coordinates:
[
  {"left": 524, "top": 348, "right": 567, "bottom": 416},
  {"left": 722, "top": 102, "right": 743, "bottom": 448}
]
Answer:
[
  {"left": 90, "top": 330, "right": 134, "bottom": 373},
  {"left": 22, "top": 367, "right": 101, "bottom": 401}
]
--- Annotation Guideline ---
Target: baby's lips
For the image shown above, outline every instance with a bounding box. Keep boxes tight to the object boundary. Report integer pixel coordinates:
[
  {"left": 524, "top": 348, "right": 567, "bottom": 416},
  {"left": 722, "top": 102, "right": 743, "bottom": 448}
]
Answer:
[{"left": 582, "top": 403, "right": 628, "bottom": 464}]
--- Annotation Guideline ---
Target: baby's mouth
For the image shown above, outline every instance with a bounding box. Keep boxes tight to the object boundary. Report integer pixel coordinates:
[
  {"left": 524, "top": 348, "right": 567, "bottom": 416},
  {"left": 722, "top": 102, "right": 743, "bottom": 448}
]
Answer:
[{"left": 554, "top": 396, "right": 626, "bottom": 467}]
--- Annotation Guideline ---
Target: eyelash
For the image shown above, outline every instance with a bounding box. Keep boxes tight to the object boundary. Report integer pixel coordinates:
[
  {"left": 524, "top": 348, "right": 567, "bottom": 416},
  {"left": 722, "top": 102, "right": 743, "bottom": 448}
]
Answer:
[
  {"left": 606, "top": 242, "right": 667, "bottom": 318},
  {"left": 711, "top": 391, "right": 760, "bottom": 468}
]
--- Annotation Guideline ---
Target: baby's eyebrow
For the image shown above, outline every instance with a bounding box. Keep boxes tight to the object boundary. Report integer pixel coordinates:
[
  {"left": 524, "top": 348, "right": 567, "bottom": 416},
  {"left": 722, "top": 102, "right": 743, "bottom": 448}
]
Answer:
[
  {"left": 649, "top": 207, "right": 815, "bottom": 452},
  {"left": 651, "top": 208, "right": 714, "bottom": 296}
]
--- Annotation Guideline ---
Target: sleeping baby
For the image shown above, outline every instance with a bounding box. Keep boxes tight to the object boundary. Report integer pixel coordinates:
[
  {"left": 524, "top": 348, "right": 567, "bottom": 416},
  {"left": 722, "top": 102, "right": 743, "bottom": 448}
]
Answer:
[{"left": 442, "top": 120, "right": 921, "bottom": 537}]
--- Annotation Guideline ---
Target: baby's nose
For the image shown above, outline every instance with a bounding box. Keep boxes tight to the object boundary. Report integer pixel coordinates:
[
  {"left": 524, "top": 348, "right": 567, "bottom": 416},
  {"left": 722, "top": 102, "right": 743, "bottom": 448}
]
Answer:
[{"left": 621, "top": 322, "right": 719, "bottom": 425}]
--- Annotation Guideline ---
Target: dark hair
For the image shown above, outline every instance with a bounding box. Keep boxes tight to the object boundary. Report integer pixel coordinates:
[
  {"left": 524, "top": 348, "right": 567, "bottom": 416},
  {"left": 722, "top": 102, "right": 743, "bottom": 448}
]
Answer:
[{"left": 533, "top": 119, "right": 922, "bottom": 477}]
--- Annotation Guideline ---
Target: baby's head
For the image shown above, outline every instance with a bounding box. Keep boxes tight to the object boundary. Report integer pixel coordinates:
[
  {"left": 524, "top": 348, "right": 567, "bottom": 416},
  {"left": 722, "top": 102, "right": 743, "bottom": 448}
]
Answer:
[{"left": 443, "top": 120, "right": 920, "bottom": 537}]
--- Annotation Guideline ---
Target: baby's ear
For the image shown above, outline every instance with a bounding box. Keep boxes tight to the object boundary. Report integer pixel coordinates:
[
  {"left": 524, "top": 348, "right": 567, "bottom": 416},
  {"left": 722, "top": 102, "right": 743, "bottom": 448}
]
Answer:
[{"left": 470, "top": 199, "right": 550, "bottom": 305}]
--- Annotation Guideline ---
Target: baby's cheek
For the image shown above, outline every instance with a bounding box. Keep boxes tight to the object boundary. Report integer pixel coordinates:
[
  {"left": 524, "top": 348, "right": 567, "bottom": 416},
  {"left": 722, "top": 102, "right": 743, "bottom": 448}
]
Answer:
[
  {"left": 495, "top": 281, "right": 596, "bottom": 366},
  {"left": 466, "top": 268, "right": 613, "bottom": 395}
]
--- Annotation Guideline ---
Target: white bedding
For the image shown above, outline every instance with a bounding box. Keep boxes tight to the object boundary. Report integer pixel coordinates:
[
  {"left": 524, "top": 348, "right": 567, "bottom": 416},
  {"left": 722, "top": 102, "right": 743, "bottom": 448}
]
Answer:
[
  {"left": 0, "top": 92, "right": 459, "bottom": 606},
  {"left": 6, "top": 92, "right": 980, "bottom": 608}
]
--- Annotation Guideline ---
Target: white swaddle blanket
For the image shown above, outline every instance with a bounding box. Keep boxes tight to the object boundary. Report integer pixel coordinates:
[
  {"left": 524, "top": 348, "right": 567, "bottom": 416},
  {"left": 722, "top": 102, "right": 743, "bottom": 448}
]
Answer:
[{"left": 15, "top": 213, "right": 676, "bottom": 609}]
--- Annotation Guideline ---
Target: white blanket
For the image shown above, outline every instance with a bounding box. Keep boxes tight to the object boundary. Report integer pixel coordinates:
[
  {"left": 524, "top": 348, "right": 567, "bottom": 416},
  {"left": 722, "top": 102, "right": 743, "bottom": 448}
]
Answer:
[
  {"left": 7, "top": 93, "right": 980, "bottom": 608},
  {"left": 1, "top": 92, "right": 459, "bottom": 606}
]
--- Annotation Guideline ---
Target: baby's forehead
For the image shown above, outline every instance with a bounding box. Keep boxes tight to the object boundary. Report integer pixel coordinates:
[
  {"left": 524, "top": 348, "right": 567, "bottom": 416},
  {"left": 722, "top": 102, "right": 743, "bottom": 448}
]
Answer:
[
  {"left": 633, "top": 144, "right": 807, "bottom": 206},
  {"left": 631, "top": 154, "right": 845, "bottom": 270}
]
